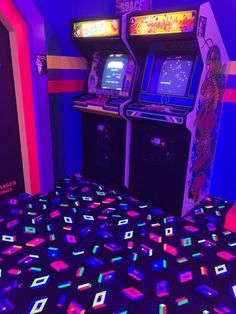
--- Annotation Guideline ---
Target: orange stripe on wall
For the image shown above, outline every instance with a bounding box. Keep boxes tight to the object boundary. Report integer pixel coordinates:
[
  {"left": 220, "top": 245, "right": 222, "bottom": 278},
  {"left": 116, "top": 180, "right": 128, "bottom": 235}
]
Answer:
[
  {"left": 47, "top": 55, "right": 87, "bottom": 70},
  {"left": 224, "top": 89, "right": 236, "bottom": 103},
  {"left": 229, "top": 61, "right": 236, "bottom": 75},
  {"left": 48, "top": 80, "right": 85, "bottom": 93}
]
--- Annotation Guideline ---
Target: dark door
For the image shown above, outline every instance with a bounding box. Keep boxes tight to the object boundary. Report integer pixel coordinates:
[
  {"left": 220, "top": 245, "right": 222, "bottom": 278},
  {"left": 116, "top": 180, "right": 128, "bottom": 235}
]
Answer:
[{"left": 0, "top": 21, "right": 25, "bottom": 201}]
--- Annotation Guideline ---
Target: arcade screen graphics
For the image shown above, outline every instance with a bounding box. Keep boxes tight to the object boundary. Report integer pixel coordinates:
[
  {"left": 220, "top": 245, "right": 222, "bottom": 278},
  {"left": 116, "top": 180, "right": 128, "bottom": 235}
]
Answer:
[
  {"left": 73, "top": 19, "right": 120, "bottom": 38},
  {"left": 129, "top": 11, "right": 197, "bottom": 36},
  {"left": 102, "top": 54, "right": 129, "bottom": 91},
  {"left": 148, "top": 56, "right": 194, "bottom": 97},
  {"left": 88, "top": 52, "right": 135, "bottom": 98}
]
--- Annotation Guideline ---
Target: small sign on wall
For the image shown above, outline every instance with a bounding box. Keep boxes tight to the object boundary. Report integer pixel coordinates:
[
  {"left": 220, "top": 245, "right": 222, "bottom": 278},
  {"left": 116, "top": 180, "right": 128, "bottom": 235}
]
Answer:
[
  {"left": 116, "top": 0, "right": 151, "bottom": 13},
  {"left": 35, "top": 54, "right": 47, "bottom": 75},
  {"left": 197, "top": 16, "right": 207, "bottom": 38},
  {"left": 0, "top": 180, "right": 17, "bottom": 199}
]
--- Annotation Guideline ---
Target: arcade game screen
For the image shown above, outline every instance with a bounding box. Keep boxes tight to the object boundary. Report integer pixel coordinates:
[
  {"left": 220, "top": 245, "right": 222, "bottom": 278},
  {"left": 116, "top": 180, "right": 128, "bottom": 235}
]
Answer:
[
  {"left": 102, "top": 54, "right": 129, "bottom": 91},
  {"left": 149, "top": 56, "right": 194, "bottom": 96},
  {"left": 88, "top": 52, "right": 131, "bottom": 95}
]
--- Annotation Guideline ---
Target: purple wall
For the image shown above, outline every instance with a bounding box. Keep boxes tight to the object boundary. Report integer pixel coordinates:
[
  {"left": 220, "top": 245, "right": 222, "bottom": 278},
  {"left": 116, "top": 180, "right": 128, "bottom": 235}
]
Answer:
[
  {"left": 14, "top": 0, "right": 54, "bottom": 193},
  {"left": 34, "top": 0, "right": 115, "bottom": 179}
]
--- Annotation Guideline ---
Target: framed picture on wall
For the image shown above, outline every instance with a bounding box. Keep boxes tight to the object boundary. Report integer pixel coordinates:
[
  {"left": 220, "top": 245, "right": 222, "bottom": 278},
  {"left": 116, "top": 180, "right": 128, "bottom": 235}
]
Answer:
[
  {"left": 35, "top": 54, "right": 47, "bottom": 75},
  {"left": 116, "top": 0, "right": 152, "bottom": 13}
]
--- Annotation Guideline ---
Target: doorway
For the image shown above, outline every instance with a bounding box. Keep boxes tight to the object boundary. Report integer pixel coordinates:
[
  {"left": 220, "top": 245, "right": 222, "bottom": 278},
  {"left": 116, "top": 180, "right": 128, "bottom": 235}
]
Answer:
[{"left": 0, "top": 21, "right": 24, "bottom": 200}]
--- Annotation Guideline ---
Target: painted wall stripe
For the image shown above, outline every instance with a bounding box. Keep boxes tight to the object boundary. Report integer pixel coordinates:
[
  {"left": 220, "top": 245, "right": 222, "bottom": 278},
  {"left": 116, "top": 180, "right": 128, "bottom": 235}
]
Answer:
[
  {"left": 224, "top": 102, "right": 236, "bottom": 107},
  {"left": 48, "top": 69, "right": 87, "bottom": 81},
  {"left": 229, "top": 61, "right": 236, "bottom": 75},
  {"left": 48, "top": 80, "right": 85, "bottom": 93},
  {"left": 227, "top": 75, "right": 236, "bottom": 90},
  {"left": 47, "top": 55, "right": 87, "bottom": 70},
  {"left": 224, "top": 89, "right": 236, "bottom": 103}
]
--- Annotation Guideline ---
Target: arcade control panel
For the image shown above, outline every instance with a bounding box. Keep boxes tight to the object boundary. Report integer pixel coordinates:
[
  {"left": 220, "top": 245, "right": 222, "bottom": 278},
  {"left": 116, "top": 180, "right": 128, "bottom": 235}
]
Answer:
[
  {"left": 123, "top": 54, "right": 198, "bottom": 126},
  {"left": 0, "top": 174, "right": 235, "bottom": 313},
  {"left": 74, "top": 94, "right": 125, "bottom": 113},
  {"left": 126, "top": 101, "right": 191, "bottom": 125}
]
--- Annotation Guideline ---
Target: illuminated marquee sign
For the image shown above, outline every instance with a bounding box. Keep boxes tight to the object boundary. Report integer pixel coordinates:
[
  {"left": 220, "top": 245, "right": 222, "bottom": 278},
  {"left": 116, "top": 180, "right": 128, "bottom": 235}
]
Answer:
[
  {"left": 73, "top": 19, "right": 120, "bottom": 38},
  {"left": 130, "top": 10, "right": 197, "bottom": 36},
  {"left": 116, "top": 0, "right": 151, "bottom": 13}
]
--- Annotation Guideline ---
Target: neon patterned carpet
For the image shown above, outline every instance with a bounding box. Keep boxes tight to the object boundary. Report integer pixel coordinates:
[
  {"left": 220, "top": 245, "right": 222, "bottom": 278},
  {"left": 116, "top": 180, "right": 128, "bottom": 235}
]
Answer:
[{"left": 0, "top": 174, "right": 235, "bottom": 313}]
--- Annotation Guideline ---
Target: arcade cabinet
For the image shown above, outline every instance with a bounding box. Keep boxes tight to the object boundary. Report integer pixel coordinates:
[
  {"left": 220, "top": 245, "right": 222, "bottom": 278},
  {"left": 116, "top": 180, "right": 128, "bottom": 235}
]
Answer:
[
  {"left": 121, "top": 3, "right": 229, "bottom": 216},
  {"left": 71, "top": 17, "right": 137, "bottom": 189}
]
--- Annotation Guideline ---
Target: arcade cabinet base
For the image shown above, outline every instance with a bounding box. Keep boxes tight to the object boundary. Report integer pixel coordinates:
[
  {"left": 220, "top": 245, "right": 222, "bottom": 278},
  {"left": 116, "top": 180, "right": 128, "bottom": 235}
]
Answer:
[
  {"left": 82, "top": 112, "right": 126, "bottom": 190},
  {"left": 129, "top": 118, "right": 191, "bottom": 215}
]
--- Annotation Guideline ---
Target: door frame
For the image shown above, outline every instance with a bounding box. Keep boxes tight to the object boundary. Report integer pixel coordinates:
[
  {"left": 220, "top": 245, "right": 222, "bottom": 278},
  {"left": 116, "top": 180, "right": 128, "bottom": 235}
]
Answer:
[{"left": 0, "top": 0, "right": 53, "bottom": 195}]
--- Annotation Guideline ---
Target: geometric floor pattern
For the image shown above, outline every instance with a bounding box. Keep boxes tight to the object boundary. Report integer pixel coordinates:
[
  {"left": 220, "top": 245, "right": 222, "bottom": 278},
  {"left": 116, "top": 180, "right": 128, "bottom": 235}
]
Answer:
[{"left": 0, "top": 174, "right": 235, "bottom": 313}]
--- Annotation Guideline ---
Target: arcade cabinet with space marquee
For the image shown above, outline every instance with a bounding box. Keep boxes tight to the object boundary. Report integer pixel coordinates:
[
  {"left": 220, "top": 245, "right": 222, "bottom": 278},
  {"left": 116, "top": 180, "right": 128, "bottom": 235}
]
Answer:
[
  {"left": 71, "top": 17, "right": 137, "bottom": 189},
  {"left": 121, "top": 3, "right": 229, "bottom": 216}
]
